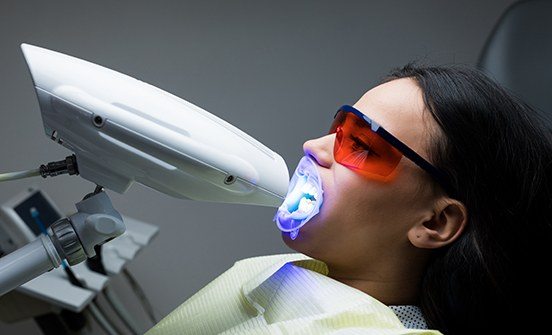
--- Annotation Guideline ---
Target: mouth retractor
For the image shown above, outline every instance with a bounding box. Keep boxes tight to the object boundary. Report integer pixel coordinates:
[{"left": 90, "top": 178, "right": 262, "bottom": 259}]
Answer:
[{"left": 274, "top": 156, "right": 324, "bottom": 240}]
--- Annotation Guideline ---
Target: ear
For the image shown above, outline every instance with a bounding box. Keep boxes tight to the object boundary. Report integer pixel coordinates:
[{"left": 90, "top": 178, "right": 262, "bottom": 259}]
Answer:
[{"left": 408, "top": 198, "right": 468, "bottom": 249}]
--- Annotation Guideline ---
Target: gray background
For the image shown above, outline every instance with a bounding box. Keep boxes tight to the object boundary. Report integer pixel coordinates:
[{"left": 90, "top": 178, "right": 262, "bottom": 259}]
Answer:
[{"left": 0, "top": 0, "right": 516, "bottom": 333}]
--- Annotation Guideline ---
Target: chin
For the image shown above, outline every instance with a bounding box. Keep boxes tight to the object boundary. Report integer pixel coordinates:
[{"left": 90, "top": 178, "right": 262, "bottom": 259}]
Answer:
[
  {"left": 281, "top": 230, "right": 318, "bottom": 259},
  {"left": 281, "top": 231, "right": 298, "bottom": 249},
  {"left": 281, "top": 231, "right": 305, "bottom": 251}
]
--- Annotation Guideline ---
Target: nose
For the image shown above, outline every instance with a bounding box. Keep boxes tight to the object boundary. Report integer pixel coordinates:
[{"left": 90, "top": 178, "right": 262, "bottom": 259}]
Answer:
[{"left": 303, "top": 133, "right": 335, "bottom": 168}]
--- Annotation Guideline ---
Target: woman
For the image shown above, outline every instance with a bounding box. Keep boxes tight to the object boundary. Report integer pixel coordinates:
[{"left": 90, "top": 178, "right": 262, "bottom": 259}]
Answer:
[{"left": 148, "top": 65, "right": 552, "bottom": 335}]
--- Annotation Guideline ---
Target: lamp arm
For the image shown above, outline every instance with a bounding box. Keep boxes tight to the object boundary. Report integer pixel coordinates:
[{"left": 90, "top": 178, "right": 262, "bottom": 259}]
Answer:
[{"left": 0, "top": 189, "right": 125, "bottom": 296}]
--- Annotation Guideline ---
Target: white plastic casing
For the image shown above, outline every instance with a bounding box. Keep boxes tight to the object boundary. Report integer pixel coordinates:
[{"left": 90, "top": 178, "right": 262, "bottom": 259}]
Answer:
[{"left": 21, "top": 44, "right": 289, "bottom": 207}]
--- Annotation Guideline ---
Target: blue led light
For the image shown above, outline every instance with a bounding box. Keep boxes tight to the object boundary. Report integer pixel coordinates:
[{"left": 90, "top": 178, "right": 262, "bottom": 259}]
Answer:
[{"left": 274, "top": 156, "right": 324, "bottom": 240}]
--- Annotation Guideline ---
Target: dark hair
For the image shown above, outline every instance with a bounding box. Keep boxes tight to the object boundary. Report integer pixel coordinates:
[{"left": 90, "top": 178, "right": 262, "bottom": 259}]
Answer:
[{"left": 385, "top": 64, "right": 552, "bottom": 334}]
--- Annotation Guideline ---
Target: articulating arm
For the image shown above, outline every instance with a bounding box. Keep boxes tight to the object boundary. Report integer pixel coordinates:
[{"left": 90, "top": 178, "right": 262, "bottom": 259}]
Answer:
[{"left": 0, "top": 189, "right": 125, "bottom": 296}]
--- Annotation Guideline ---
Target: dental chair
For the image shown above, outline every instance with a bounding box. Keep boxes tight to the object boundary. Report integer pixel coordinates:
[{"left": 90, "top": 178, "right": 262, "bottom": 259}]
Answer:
[{"left": 478, "top": 0, "right": 552, "bottom": 130}]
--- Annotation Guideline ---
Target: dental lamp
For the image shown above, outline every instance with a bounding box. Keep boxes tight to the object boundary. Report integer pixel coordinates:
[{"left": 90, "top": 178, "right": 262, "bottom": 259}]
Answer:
[{"left": 0, "top": 44, "right": 289, "bottom": 296}]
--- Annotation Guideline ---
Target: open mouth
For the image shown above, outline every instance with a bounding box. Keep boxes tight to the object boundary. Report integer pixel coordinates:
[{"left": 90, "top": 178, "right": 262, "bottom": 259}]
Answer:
[{"left": 274, "top": 156, "right": 324, "bottom": 240}]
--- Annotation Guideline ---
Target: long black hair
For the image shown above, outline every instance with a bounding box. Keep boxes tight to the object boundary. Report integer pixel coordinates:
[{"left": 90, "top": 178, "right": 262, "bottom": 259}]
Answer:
[{"left": 385, "top": 64, "right": 552, "bottom": 334}]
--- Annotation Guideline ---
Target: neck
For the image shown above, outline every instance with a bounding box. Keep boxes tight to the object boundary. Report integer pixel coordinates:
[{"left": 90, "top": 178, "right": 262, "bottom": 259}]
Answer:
[
  {"left": 327, "top": 272, "right": 421, "bottom": 305},
  {"left": 326, "top": 249, "right": 430, "bottom": 305}
]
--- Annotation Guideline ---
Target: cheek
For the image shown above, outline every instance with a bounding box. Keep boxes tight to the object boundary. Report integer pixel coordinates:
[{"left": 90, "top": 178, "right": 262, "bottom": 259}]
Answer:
[
  {"left": 318, "top": 164, "right": 417, "bottom": 237},
  {"left": 283, "top": 161, "right": 434, "bottom": 259}
]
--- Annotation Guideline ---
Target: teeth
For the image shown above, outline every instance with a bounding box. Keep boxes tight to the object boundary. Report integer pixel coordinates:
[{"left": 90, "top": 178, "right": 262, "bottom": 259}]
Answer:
[
  {"left": 297, "top": 197, "right": 315, "bottom": 213},
  {"left": 274, "top": 155, "right": 325, "bottom": 238},
  {"left": 300, "top": 182, "right": 318, "bottom": 199}
]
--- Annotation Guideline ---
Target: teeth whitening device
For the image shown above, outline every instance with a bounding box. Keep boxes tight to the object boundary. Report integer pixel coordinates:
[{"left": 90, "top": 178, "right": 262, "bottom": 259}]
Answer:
[
  {"left": 21, "top": 44, "right": 289, "bottom": 206},
  {"left": 0, "top": 44, "right": 290, "bottom": 296}
]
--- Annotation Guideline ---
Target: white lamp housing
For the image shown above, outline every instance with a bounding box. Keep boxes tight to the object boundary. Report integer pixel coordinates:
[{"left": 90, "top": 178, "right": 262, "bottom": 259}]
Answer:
[{"left": 21, "top": 44, "right": 289, "bottom": 207}]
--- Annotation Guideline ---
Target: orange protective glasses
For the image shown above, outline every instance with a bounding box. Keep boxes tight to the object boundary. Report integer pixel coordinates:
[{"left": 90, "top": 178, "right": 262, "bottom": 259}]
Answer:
[{"left": 329, "top": 105, "right": 453, "bottom": 194}]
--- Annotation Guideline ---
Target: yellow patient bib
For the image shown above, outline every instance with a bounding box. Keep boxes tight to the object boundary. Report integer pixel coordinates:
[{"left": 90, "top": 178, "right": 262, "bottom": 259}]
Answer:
[{"left": 146, "top": 254, "right": 442, "bottom": 335}]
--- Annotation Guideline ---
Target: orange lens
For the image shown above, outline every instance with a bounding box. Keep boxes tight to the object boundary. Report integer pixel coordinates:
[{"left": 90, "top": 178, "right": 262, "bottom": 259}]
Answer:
[{"left": 330, "top": 111, "right": 403, "bottom": 179}]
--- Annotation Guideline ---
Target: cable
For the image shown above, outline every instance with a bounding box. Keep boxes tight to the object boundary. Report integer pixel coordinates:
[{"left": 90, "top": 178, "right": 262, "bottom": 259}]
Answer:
[
  {"left": 87, "top": 302, "right": 119, "bottom": 335},
  {"left": 88, "top": 244, "right": 141, "bottom": 334},
  {"left": 61, "top": 264, "right": 126, "bottom": 334},
  {"left": 122, "top": 268, "right": 158, "bottom": 324},
  {"left": 104, "top": 286, "right": 142, "bottom": 335},
  {"left": 0, "top": 154, "right": 78, "bottom": 183},
  {"left": 39, "top": 154, "right": 79, "bottom": 178},
  {"left": 62, "top": 261, "right": 126, "bottom": 334},
  {"left": 0, "top": 168, "right": 40, "bottom": 182},
  {"left": 55, "top": 246, "right": 123, "bottom": 334}
]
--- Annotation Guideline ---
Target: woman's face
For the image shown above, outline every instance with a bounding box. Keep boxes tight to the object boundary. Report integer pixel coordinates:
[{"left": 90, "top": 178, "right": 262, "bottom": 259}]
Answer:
[{"left": 283, "top": 78, "right": 441, "bottom": 270}]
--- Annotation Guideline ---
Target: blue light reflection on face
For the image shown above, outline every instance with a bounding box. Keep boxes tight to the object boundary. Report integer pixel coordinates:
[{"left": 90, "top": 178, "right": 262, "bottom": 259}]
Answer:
[{"left": 274, "top": 156, "right": 324, "bottom": 240}]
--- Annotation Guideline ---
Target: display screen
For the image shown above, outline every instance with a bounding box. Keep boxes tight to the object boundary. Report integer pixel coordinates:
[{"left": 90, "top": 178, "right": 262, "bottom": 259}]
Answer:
[{"left": 14, "top": 191, "right": 62, "bottom": 236}]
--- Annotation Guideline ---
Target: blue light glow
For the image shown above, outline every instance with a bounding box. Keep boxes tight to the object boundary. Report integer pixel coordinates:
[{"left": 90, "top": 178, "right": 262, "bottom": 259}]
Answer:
[
  {"left": 274, "top": 156, "right": 324, "bottom": 240},
  {"left": 30, "top": 207, "right": 47, "bottom": 235}
]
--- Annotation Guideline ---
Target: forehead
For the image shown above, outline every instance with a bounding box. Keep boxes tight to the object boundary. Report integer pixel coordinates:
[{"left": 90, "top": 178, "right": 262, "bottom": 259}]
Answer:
[{"left": 352, "top": 78, "right": 433, "bottom": 156}]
